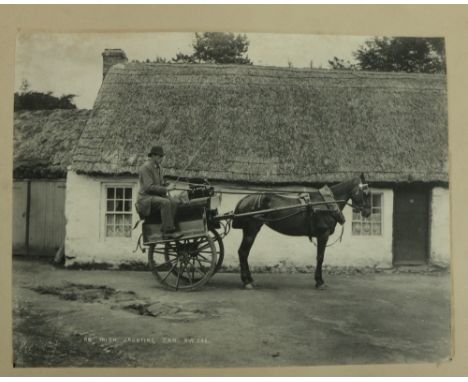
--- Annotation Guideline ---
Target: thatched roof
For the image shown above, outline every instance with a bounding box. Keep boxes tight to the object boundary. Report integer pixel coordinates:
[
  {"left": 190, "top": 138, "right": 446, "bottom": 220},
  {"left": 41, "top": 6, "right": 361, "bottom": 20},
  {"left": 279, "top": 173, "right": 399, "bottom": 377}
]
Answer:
[
  {"left": 72, "top": 63, "right": 448, "bottom": 184},
  {"left": 14, "top": 109, "right": 91, "bottom": 179}
]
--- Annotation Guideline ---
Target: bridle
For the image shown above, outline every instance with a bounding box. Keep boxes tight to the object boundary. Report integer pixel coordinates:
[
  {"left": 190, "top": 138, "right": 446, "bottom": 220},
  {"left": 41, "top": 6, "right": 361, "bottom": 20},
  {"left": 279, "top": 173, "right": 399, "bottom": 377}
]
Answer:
[{"left": 345, "top": 182, "right": 370, "bottom": 212}]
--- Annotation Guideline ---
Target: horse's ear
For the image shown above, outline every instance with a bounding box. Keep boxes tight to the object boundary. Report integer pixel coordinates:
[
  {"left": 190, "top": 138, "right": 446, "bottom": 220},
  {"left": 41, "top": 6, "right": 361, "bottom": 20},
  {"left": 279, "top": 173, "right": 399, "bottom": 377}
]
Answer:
[{"left": 360, "top": 173, "right": 366, "bottom": 183}]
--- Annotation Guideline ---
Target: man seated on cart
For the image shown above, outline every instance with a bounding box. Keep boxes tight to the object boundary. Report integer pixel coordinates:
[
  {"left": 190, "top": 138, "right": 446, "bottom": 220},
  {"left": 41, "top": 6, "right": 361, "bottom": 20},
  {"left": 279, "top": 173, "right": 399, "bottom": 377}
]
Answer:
[{"left": 135, "top": 145, "right": 182, "bottom": 240}]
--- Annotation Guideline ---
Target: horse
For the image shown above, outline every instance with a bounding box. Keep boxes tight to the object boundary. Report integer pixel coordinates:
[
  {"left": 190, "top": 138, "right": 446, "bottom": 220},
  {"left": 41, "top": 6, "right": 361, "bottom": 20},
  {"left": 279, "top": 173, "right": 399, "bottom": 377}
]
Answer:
[{"left": 231, "top": 173, "right": 372, "bottom": 290}]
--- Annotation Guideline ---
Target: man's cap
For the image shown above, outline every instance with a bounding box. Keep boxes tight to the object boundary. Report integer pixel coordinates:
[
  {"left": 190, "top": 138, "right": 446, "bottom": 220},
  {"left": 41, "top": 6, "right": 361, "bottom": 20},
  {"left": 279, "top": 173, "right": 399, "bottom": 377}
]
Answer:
[{"left": 148, "top": 146, "right": 164, "bottom": 157}]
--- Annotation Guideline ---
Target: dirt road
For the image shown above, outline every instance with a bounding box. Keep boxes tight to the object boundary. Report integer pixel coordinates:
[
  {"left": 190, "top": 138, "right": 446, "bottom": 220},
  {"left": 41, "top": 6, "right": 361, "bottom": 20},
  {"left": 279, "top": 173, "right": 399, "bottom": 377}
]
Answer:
[{"left": 12, "top": 258, "right": 451, "bottom": 368}]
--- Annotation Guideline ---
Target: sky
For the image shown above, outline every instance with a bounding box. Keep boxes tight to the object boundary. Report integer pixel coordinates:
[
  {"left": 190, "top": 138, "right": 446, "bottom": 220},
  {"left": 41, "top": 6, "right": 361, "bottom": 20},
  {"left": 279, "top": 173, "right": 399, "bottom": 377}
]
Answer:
[{"left": 15, "top": 32, "right": 371, "bottom": 109}]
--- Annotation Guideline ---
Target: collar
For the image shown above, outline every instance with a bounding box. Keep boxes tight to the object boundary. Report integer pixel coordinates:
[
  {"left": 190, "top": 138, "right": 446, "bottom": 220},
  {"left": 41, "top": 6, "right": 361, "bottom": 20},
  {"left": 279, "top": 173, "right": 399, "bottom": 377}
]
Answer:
[{"left": 147, "top": 159, "right": 161, "bottom": 169}]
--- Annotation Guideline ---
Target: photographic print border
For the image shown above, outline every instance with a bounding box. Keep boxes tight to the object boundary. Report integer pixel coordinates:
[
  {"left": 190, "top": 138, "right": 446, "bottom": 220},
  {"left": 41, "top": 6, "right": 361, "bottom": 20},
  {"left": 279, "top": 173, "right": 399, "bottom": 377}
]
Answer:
[{"left": 0, "top": 4, "right": 467, "bottom": 377}]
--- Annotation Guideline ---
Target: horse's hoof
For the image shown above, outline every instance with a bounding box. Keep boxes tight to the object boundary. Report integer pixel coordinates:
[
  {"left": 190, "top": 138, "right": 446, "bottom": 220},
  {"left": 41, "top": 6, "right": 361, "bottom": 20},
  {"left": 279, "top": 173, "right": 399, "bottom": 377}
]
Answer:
[
  {"left": 244, "top": 283, "right": 255, "bottom": 290},
  {"left": 315, "top": 283, "right": 328, "bottom": 290}
]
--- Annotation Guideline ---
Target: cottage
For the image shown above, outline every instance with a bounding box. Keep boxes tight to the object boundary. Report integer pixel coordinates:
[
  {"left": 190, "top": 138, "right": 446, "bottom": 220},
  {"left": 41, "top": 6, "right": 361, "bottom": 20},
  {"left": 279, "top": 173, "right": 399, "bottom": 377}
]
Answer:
[
  {"left": 13, "top": 109, "right": 90, "bottom": 256},
  {"left": 65, "top": 49, "right": 449, "bottom": 269}
]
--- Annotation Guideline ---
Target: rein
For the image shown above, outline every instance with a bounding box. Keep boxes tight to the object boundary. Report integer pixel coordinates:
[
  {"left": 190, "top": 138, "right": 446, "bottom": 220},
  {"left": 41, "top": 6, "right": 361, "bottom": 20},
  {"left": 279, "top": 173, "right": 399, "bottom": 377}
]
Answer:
[
  {"left": 345, "top": 201, "right": 365, "bottom": 211},
  {"left": 311, "top": 224, "right": 345, "bottom": 248}
]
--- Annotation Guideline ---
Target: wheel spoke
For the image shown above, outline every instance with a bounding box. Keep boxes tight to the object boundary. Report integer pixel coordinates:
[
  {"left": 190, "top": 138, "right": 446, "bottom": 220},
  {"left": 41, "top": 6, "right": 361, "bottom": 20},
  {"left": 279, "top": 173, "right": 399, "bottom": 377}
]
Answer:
[
  {"left": 175, "top": 263, "right": 182, "bottom": 290},
  {"left": 160, "top": 261, "right": 178, "bottom": 283},
  {"left": 191, "top": 258, "right": 196, "bottom": 281},
  {"left": 176, "top": 260, "right": 189, "bottom": 290},
  {"left": 197, "top": 253, "right": 212, "bottom": 262},
  {"left": 198, "top": 249, "right": 215, "bottom": 255},
  {"left": 163, "top": 252, "right": 178, "bottom": 257},
  {"left": 155, "top": 248, "right": 174, "bottom": 255},
  {"left": 195, "top": 258, "right": 209, "bottom": 275},
  {"left": 196, "top": 241, "right": 213, "bottom": 251},
  {"left": 165, "top": 243, "right": 178, "bottom": 251},
  {"left": 185, "top": 260, "right": 194, "bottom": 285},
  {"left": 154, "top": 258, "right": 178, "bottom": 271}
]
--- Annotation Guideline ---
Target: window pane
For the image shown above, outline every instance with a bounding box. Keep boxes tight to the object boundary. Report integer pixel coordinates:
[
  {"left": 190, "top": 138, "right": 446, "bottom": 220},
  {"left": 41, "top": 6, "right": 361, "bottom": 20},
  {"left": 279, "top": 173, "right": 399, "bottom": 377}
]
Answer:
[
  {"left": 125, "top": 188, "right": 132, "bottom": 199},
  {"left": 353, "top": 211, "right": 361, "bottom": 221},
  {"left": 372, "top": 194, "right": 381, "bottom": 207},
  {"left": 371, "top": 212, "right": 381, "bottom": 222},
  {"left": 116, "top": 188, "right": 123, "bottom": 199},
  {"left": 372, "top": 223, "right": 382, "bottom": 235},
  {"left": 107, "top": 187, "right": 115, "bottom": 199},
  {"left": 124, "top": 200, "right": 132, "bottom": 212},
  {"left": 106, "top": 225, "right": 114, "bottom": 237},
  {"left": 115, "top": 215, "right": 124, "bottom": 225},
  {"left": 115, "top": 200, "right": 123, "bottom": 212},
  {"left": 372, "top": 207, "right": 381, "bottom": 215},
  {"left": 362, "top": 222, "right": 371, "bottom": 235},
  {"left": 352, "top": 222, "right": 361, "bottom": 235},
  {"left": 107, "top": 200, "right": 114, "bottom": 212},
  {"left": 115, "top": 225, "right": 124, "bottom": 236},
  {"left": 124, "top": 214, "right": 132, "bottom": 225},
  {"left": 106, "top": 214, "right": 115, "bottom": 226}
]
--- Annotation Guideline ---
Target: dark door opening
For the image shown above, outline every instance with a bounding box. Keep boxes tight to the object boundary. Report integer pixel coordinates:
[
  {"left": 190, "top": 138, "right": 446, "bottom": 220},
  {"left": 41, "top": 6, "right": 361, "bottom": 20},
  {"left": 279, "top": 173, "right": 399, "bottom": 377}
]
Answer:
[{"left": 393, "top": 185, "right": 430, "bottom": 265}]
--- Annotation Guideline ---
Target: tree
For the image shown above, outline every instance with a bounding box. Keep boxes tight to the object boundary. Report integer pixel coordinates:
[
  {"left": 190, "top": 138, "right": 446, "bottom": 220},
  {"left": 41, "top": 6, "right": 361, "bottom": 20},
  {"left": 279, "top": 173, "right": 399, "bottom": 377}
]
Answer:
[
  {"left": 14, "top": 83, "right": 77, "bottom": 111},
  {"left": 153, "top": 56, "right": 170, "bottom": 63},
  {"left": 172, "top": 52, "right": 197, "bottom": 64},
  {"left": 328, "top": 57, "right": 357, "bottom": 71},
  {"left": 328, "top": 37, "right": 446, "bottom": 73},
  {"left": 173, "top": 32, "right": 252, "bottom": 65}
]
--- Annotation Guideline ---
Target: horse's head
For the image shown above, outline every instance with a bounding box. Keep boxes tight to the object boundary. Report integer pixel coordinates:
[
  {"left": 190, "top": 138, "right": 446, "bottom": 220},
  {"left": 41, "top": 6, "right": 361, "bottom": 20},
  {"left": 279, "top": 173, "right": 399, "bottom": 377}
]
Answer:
[{"left": 351, "top": 173, "right": 372, "bottom": 218}]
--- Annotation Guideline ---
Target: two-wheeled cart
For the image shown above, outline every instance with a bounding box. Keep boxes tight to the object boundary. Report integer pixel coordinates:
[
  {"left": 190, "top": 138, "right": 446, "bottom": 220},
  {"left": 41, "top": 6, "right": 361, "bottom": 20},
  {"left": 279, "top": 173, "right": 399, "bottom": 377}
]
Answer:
[{"left": 141, "top": 183, "right": 341, "bottom": 291}]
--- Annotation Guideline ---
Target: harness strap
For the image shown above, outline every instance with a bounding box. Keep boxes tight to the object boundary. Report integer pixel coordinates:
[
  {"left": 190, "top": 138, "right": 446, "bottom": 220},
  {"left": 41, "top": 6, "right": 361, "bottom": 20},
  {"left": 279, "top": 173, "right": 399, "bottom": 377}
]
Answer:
[
  {"left": 311, "top": 224, "right": 345, "bottom": 248},
  {"left": 133, "top": 219, "right": 142, "bottom": 230},
  {"left": 132, "top": 233, "right": 146, "bottom": 254}
]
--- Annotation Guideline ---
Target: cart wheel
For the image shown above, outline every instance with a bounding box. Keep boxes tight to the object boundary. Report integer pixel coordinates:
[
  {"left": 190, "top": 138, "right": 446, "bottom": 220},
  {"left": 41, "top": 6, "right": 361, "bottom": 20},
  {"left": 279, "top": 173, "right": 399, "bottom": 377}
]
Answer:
[
  {"left": 209, "top": 229, "right": 224, "bottom": 273},
  {"left": 164, "top": 229, "right": 224, "bottom": 283},
  {"left": 148, "top": 235, "right": 217, "bottom": 291}
]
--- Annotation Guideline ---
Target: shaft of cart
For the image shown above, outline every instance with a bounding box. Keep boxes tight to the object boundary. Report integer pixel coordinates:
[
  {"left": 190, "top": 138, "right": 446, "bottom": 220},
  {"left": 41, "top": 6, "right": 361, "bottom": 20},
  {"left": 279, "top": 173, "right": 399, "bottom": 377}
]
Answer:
[{"left": 214, "top": 200, "right": 346, "bottom": 221}]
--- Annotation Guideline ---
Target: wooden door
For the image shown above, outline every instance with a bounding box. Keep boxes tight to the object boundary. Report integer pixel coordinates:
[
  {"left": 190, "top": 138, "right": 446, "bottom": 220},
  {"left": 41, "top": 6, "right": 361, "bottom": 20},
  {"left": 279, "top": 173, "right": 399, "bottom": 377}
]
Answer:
[
  {"left": 12, "top": 181, "right": 28, "bottom": 254},
  {"left": 28, "top": 181, "right": 66, "bottom": 256},
  {"left": 393, "top": 186, "right": 430, "bottom": 265}
]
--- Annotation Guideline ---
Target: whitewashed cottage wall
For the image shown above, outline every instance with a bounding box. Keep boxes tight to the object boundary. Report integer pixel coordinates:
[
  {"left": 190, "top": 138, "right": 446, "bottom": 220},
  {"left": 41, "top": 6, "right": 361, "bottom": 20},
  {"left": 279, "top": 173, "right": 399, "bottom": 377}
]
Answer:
[
  {"left": 65, "top": 171, "right": 141, "bottom": 265},
  {"left": 65, "top": 172, "right": 426, "bottom": 269},
  {"left": 430, "top": 187, "right": 451, "bottom": 266}
]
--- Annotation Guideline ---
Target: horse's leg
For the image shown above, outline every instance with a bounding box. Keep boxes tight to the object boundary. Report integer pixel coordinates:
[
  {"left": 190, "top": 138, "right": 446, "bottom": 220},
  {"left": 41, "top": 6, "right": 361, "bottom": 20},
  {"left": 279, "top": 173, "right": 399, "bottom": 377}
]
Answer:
[
  {"left": 238, "top": 223, "right": 262, "bottom": 289},
  {"left": 315, "top": 230, "right": 330, "bottom": 289}
]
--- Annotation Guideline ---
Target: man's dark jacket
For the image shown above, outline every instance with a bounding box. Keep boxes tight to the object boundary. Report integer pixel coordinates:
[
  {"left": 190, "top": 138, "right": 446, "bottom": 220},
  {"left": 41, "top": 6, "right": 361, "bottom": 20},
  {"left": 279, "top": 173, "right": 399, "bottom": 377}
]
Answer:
[{"left": 136, "top": 161, "right": 167, "bottom": 217}]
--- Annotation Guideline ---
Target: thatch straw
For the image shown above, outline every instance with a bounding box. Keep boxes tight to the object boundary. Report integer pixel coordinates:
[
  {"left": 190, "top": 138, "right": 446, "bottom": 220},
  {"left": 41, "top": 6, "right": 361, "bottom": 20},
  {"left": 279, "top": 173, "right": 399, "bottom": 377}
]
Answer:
[
  {"left": 71, "top": 63, "right": 448, "bottom": 184},
  {"left": 14, "top": 109, "right": 91, "bottom": 179}
]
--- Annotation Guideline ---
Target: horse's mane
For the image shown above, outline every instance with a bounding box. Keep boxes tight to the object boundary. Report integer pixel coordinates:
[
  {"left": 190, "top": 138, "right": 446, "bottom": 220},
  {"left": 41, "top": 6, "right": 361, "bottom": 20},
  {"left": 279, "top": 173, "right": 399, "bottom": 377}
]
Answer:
[{"left": 330, "top": 177, "right": 359, "bottom": 197}]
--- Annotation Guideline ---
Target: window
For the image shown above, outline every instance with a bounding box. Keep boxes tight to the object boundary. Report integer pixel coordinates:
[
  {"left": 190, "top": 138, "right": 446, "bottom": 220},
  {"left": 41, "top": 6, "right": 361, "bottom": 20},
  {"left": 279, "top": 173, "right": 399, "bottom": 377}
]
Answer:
[
  {"left": 105, "top": 186, "right": 133, "bottom": 238},
  {"left": 352, "top": 193, "right": 383, "bottom": 236}
]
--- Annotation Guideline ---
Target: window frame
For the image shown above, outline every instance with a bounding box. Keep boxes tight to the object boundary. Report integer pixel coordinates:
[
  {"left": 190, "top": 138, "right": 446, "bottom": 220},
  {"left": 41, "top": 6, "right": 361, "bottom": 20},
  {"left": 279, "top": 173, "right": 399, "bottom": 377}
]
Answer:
[
  {"left": 101, "top": 183, "right": 136, "bottom": 240},
  {"left": 351, "top": 191, "right": 384, "bottom": 237}
]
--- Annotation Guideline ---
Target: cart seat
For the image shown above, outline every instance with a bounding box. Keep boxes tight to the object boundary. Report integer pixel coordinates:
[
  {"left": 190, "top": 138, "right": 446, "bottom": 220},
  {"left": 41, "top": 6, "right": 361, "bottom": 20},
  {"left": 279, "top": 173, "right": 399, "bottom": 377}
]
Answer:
[{"left": 140, "top": 195, "right": 220, "bottom": 224}]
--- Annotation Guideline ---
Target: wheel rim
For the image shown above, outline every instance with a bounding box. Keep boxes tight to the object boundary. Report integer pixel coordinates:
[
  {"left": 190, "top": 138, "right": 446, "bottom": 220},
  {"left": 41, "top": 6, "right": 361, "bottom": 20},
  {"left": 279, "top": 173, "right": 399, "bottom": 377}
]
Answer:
[{"left": 148, "top": 235, "right": 217, "bottom": 290}]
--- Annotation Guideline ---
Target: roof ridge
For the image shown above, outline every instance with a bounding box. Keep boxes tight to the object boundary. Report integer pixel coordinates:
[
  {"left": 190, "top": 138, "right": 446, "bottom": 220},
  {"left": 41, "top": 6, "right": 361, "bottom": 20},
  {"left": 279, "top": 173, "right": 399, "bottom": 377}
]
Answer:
[{"left": 116, "top": 61, "right": 446, "bottom": 79}]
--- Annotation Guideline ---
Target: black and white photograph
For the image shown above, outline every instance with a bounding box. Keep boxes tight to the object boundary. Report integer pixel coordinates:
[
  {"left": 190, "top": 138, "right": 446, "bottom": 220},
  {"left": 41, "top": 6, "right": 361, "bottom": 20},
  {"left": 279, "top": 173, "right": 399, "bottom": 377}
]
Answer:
[{"left": 12, "top": 31, "right": 450, "bottom": 368}]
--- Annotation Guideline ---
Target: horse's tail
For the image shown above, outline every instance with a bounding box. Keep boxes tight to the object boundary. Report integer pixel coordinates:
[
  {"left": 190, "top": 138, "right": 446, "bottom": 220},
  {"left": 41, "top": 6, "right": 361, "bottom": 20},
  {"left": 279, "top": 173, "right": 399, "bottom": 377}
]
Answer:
[{"left": 232, "top": 193, "right": 265, "bottom": 229}]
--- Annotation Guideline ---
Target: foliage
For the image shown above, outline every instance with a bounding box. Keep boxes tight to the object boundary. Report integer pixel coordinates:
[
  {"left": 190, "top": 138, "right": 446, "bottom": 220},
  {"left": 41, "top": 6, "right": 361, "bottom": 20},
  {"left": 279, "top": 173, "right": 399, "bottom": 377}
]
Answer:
[
  {"left": 328, "top": 57, "right": 357, "bottom": 71},
  {"left": 173, "top": 32, "right": 252, "bottom": 65},
  {"left": 15, "top": 81, "right": 77, "bottom": 111},
  {"left": 172, "top": 52, "right": 197, "bottom": 64},
  {"left": 329, "top": 37, "right": 446, "bottom": 73},
  {"left": 153, "top": 56, "right": 170, "bottom": 64}
]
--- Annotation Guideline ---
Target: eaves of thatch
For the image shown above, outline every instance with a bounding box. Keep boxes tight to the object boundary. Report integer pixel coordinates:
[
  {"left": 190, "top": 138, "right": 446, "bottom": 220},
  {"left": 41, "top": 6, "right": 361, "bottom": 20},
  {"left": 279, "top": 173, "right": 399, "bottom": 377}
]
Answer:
[
  {"left": 14, "top": 109, "right": 91, "bottom": 179},
  {"left": 71, "top": 63, "right": 448, "bottom": 184}
]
